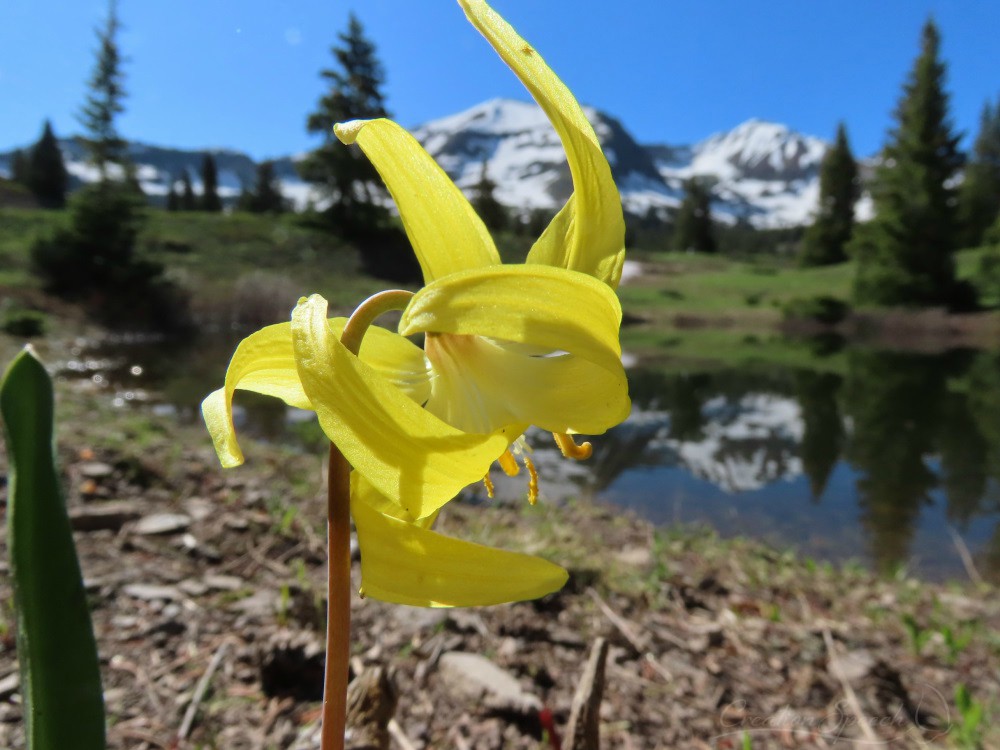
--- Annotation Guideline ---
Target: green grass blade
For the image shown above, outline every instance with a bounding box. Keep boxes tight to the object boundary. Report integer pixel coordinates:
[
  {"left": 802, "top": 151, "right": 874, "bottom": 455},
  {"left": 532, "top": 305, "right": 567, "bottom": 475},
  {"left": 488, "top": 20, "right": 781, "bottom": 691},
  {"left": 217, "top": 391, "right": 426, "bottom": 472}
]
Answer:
[{"left": 1, "top": 348, "right": 106, "bottom": 749}]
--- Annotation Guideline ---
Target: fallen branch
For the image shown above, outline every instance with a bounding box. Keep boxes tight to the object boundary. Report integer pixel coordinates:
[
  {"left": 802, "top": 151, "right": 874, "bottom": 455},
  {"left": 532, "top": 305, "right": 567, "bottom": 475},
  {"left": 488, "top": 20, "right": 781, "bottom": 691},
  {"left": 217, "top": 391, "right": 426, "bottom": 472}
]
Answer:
[
  {"left": 822, "top": 629, "right": 879, "bottom": 745},
  {"left": 564, "top": 637, "right": 609, "bottom": 750},
  {"left": 178, "top": 641, "right": 230, "bottom": 741},
  {"left": 586, "top": 587, "right": 648, "bottom": 653}
]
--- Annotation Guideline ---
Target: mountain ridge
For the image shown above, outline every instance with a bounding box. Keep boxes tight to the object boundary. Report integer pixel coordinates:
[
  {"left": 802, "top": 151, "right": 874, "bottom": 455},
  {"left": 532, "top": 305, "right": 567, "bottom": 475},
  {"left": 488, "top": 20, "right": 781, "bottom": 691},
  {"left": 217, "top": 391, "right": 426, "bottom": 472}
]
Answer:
[{"left": 0, "top": 99, "right": 846, "bottom": 228}]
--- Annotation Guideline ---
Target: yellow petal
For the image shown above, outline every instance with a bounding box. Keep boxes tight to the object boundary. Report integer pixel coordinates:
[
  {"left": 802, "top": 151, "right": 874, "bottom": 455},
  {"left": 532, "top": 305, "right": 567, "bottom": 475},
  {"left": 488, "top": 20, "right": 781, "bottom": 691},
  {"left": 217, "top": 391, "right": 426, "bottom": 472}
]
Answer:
[
  {"left": 351, "top": 492, "right": 568, "bottom": 607},
  {"left": 201, "top": 319, "right": 432, "bottom": 469},
  {"left": 292, "top": 294, "right": 511, "bottom": 519},
  {"left": 202, "top": 322, "right": 313, "bottom": 468},
  {"left": 351, "top": 472, "right": 439, "bottom": 528},
  {"left": 424, "top": 334, "right": 629, "bottom": 435},
  {"left": 459, "top": 0, "right": 625, "bottom": 288},
  {"left": 335, "top": 118, "right": 500, "bottom": 284},
  {"left": 400, "top": 265, "right": 624, "bottom": 376}
]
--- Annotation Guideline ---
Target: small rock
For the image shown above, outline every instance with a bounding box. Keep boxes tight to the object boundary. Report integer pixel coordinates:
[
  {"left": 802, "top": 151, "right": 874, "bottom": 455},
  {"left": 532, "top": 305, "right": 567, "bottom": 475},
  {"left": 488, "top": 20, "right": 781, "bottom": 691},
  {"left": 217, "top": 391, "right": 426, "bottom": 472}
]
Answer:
[
  {"left": 230, "top": 589, "right": 278, "bottom": 616},
  {"left": 204, "top": 574, "right": 244, "bottom": 591},
  {"left": 179, "top": 579, "right": 209, "bottom": 597},
  {"left": 0, "top": 672, "right": 19, "bottom": 699},
  {"left": 122, "top": 583, "right": 183, "bottom": 601},
  {"left": 183, "top": 497, "right": 214, "bottom": 521},
  {"left": 78, "top": 461, "right": 114, "bottom": 479},
  {"left": 438, "top": 652, "right": 541, "bottom": 715},
  {"left": 615, "top": 546, "right": 653, "bottom": 567},
  {"left": 133, "top": 513, "right": 191, "bottom": 536},
  {"left": 69, "top": 500, "right": 143, "bottom": 532}
]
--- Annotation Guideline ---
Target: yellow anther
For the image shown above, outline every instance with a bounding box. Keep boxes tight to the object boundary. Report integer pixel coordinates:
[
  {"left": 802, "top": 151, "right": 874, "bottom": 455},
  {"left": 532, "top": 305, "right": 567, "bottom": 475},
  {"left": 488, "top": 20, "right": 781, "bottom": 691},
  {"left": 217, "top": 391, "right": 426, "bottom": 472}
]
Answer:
[
  {"left": 498, "top": 449, "right": 520, "bottom": 477},
  {"left": 524, "top": 455, "right": 539, "bottom": 505},
  {"left": 553, "top": 432, "right": 592, "bottom": 460},
  {"left": 483, "top": 472, "right": 495, "bottom": 499}
]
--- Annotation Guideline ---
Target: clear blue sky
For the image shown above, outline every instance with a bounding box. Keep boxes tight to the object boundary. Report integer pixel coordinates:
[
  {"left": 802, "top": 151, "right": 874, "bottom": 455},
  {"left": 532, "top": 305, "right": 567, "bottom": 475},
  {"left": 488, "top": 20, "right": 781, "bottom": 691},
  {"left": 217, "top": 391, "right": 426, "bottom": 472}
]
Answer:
[{"left": 2, "top": 1, "right": 998, "bottom": 160}]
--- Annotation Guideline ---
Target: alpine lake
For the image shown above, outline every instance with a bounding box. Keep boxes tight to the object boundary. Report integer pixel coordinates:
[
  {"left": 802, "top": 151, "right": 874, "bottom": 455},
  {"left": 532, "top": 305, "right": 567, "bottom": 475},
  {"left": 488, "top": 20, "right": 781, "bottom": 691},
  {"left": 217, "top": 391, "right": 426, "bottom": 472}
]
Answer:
[{"left": 15, "top": 325, "right": 1000, "bottom": 585}]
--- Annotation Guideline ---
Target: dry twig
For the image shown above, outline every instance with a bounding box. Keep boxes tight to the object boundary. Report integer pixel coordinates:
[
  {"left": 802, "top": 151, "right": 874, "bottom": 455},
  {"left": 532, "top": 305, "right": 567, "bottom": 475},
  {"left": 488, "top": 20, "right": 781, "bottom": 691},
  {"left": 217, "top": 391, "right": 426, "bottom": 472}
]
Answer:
[
  {"left": 177, "top": 641, "right": 230, "bottom": 741},
  {"left": 821, "top": 629, "right": 879, "bottom": 745},
  {"left": 564, "top": 637, "right": 609, "bottom": 750}
]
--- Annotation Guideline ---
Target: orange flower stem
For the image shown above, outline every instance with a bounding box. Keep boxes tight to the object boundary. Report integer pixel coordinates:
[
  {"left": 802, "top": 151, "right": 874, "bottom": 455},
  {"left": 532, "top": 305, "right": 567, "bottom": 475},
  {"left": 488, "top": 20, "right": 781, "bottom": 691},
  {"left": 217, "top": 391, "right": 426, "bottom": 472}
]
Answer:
[
  {"left": 320, "top": 288, "right": 414, "bottom": 750},
  {"left": 320, "top": 441, "right": 351, "bottom": 750}
]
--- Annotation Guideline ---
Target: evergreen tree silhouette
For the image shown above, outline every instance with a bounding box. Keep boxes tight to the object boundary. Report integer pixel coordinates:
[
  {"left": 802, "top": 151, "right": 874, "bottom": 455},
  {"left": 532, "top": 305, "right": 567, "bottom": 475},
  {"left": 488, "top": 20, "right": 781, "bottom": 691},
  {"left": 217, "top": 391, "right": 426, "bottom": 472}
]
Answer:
[
  {"left": 850, "top": 20, "right": 967, "bottom": 308},
  {"left": 957, "top": 96, "right": 1000, "bottom": 248},
  {"left": 800, "top": 123, "right": 858, "bottom": 266},
  {"left": 78, "top": 0, "right": 129, "bottom": 180},
  {"left": 470, "top": 161, "right": 508, "bottom": 232},
  {"left": 200, "top": 154, "right": 222, "bottom": 212},
  {"left": 241, "top": 161, "right": 286, "bottom": 214},
  {"left": 181, "top": 169, "right": 197, "bottom": 211},
  {"left": 672, "top": 178, "right": 716, "bottom": 253},
  {"left": 299, "top": 13, "right": 390, "bottom": 232},
  {"left": 26, "top": 120, "right": 69, "bottom": 209}
]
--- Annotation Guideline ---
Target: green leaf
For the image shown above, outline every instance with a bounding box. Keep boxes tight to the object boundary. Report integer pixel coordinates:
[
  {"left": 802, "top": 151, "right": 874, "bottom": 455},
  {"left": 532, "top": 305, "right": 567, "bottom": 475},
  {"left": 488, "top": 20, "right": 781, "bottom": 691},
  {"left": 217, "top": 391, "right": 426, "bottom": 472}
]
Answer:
[{"left": 1, "top": 348, "right": 106, "bottom": 749}]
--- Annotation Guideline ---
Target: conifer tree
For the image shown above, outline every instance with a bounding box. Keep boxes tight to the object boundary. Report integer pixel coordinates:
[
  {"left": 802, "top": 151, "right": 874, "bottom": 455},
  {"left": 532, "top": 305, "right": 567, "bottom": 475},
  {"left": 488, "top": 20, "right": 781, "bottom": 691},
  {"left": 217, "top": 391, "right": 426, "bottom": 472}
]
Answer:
[
  {"left": 957, "top": 96, "right": 1000, "bottom": 248},
  {"left": 241, "top": 161, "right": 286, "bottom": 214},
  {"left": 299, "top": 13, "right": 390, "bottom": 230},
  {"left": 672, "top": 178, "right": 716, "bottom": 253},
  {"left": 166, "top": 179, "right": 180, "bottom": 211},
  {"left": 199, "top": 154, "right": 222, "bottom": 212},
  {"left": 851, "top": 20, "right": 966, "bottom": 308},
  {"left": 31, "top": 0, "right": 182, "bottom": 329},
  {"left": 470, "top": 162, "right": 508, "bottom": 232},
  {"left": 26, "top": 120, "right": 69, "bottom": 209},
  {"left": 800, "top": 123, "right": 858, "bottom": 267},
  {"left": 181, "top": 170, "right": 197, "bottom": 211},
  {"left": 78, "top": 0, "right": 128, "bottom": 179}
]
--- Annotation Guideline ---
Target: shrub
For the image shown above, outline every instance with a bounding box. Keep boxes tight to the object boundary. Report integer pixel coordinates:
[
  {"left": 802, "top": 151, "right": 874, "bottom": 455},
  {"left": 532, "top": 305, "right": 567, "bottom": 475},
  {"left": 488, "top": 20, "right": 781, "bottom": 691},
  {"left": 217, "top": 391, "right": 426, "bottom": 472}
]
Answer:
[{"left": 782, "top": 296, "right": 850, "bottom": 325}]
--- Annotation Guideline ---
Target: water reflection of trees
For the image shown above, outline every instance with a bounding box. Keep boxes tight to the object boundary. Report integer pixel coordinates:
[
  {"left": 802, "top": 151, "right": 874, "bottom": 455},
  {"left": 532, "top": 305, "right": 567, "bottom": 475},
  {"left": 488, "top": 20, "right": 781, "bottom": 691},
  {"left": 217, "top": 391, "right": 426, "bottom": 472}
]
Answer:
[
  {"left": 623, "top": 351, "right": 1000, "bottom": 580},
  {"left": 796, "top": 371, "right": 844, "bottom": 500}
]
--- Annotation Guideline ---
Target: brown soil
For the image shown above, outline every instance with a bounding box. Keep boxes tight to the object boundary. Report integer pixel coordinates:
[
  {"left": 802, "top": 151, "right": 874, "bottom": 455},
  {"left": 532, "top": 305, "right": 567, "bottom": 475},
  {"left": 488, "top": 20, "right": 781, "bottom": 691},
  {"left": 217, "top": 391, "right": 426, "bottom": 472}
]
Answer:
[{"left": 1, "top": 388, "right": 999, "bottom": 749}]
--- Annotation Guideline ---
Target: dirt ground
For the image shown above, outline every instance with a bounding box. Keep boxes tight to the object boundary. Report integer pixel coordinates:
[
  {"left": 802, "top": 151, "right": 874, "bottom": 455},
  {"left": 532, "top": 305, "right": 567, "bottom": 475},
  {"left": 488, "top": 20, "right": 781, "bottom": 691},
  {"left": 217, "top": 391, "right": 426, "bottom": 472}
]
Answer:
[{"left": 1, "top": 387, "right": 999, "bottom": 749}]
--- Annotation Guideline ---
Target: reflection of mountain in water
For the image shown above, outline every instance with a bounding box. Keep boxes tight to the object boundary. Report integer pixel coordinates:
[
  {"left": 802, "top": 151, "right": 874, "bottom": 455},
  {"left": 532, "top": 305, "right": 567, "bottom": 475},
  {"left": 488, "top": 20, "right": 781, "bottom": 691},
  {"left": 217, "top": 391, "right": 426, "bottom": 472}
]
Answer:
[
  {"left": 491, "top": 391, "right": 807, "bottom": 503},
  {"left": 650, "top": 394, "right": 803, "bottom": 494}
]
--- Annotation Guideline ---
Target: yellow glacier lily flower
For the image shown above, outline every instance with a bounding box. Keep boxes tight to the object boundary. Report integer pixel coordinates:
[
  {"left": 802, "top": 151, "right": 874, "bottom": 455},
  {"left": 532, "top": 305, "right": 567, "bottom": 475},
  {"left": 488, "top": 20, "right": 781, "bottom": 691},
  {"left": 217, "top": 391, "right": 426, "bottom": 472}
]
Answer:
[{"left": 202, "top": 0, "right": 628, "bottom": 607}]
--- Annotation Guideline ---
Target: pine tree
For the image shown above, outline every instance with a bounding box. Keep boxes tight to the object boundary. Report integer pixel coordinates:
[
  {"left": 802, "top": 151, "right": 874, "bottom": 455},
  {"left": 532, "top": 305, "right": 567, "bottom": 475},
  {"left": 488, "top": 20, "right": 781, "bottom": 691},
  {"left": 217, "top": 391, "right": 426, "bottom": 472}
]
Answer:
[
  {"left": 299, "top": 13, "right": 390, "bottom": 231},
  {"left": 957, "top": 96, "right": 1000, "bottom": 248},
  {"left": 78, "top": 0, "right": 128, "bottom": 180},
  {"left": 26, "top": 120, "right": 69, "bottom": 209},
  {"left": 800, "top": 123, "right": 858, "bottom": 266},
  {"left": 851, "top": 19, "right": 966, "bottom": 308},
  {"left": 199, "top": 154, "right": 222, "bottom": 211},
  {"left": 470, "top": 162, "right": 507, "bottom": 231},
  {"left": 672, "top": 178, "right": 716, "bottom": 253},
  {"left": 181, "top": 169, "right": 197, "bottom": 211},
  {"left": 166, "top": 179, "right": 180, "bottom": 212},
  {"left": 31, "top": 0, "right": 183, "bottom": 329},
  {"left": 241, "top": 161, "right": 286, "bottom": 214}
]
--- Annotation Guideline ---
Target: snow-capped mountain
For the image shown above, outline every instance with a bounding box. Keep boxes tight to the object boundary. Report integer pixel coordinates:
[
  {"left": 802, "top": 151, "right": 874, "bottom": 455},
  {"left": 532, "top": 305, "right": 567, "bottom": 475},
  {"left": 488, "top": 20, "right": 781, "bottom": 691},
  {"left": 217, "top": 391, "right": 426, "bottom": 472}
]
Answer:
[
  {"left": 0, "top": 99, "right": 844, "bottom": 227},
  {"left": 411, "top": 100, "right": 833, "bottom": 228},
  {"left": 648, "top": 119, "right": 828, "bottom": 227}
]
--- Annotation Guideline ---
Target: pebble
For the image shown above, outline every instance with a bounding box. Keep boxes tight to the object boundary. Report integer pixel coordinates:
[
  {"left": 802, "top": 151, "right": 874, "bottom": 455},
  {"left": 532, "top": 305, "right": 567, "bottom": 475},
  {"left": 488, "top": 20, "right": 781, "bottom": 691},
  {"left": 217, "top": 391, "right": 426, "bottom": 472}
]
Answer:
[
  {"left": 133, "top": 513, "right": 191, "bottom": 536},
  {"left": 438, "top": 652, "right": 541, "bottom": 715},
  {"left": 122, "top": 583, "right": 184, "bottom": 601},
  {"left": 78, "top": 461, "right": 114, "bottom": 479}
]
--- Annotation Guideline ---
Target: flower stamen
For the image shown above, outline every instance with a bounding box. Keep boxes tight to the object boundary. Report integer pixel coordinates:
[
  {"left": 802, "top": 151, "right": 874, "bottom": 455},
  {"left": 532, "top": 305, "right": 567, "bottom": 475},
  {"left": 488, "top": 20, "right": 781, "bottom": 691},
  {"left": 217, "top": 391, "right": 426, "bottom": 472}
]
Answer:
[
  {"left": 553, "top": 432, "right": 592, "bottom": 460},
  {"left": 523, "top": 455, "right": 539, "bottom": 505},
  {"left": 483, "top": 472, "right": 495, "bottom": 499},
  {"left": 498, "top": 449, "right": 520, "bottom": 477}
]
